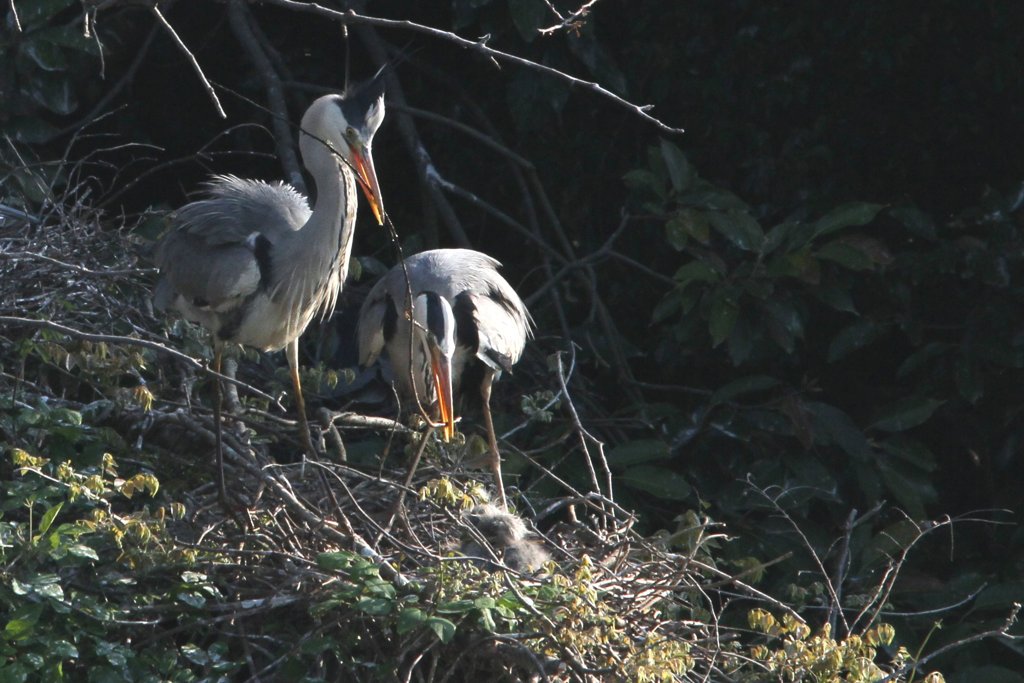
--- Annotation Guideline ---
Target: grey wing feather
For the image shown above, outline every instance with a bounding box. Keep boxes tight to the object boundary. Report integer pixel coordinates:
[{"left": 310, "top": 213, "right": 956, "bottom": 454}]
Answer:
[
  {"left": 154, "top": 175, "right": 311, "bottom": 312},
  {"left": 356, "top": 275, "right": 390, "bottom": 367}
]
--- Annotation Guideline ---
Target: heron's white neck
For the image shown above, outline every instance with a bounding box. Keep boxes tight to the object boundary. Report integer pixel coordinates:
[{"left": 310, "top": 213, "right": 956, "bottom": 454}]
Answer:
[{"left": 272, "top": 135, "right": 358, "bottom": 332}]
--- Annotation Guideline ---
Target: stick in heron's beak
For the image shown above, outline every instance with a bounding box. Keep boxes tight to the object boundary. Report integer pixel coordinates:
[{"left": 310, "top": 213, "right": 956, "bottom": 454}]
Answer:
[
  {"left": 352, "top": 146, "right": 384, "bottom": 225},
  {"left": 429, "top": 345, "right": 456, "bottom": 441}
]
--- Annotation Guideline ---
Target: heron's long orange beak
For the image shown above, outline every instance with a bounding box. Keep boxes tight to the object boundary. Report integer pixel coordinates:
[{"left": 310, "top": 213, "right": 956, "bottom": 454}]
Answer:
[
  {"left": 352, "top": 147, "right": 384, "bottom": 225},
  {"left": 429, "top": 345, "right": 456, "bottom": 442}
]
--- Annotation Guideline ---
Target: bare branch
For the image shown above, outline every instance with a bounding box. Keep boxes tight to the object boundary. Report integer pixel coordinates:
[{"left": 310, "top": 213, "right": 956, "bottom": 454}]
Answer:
[
  {"left": 151, "top": 5, "right": 226, "bottom": 119},
  {"left": 258, "top": 0, "right": 684, "bottom": 135}
]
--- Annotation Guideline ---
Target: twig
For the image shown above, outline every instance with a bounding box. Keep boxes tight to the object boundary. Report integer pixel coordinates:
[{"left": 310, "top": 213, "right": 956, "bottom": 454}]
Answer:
[
  {"left": 0, "top": 316, "right": 279, "bottom": 405},
  {"left": 871, "top": 603, "right": 1021, "bottom": 683},
  {"left": 55, "top": 22, "right": 161, "bottom": 138},
  {"left": 748, "top": 479, "right": 850, "bottom": 635},
  {"left": 259, "top": 1, "right": 684, "bottom": 135},
  {"left": 554, "top": 346, "right": 614, "bottom": 507},
  {"left": 0, "top": 250, "right": 155, "bottom": 277}
]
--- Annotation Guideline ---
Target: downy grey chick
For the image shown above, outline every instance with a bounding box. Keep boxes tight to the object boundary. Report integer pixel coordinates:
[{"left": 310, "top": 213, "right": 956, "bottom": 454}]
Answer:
[{"left": 461, "top": 504, "right": 551, "bottom": 573}]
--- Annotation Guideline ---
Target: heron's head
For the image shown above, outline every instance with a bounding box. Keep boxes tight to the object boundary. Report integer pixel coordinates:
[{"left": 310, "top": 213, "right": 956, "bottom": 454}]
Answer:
[
  {"left": 413, "top": 291, "right": 456, "bottom": 441},
  {"left": 301, "top": 72, "right": 386, "bottom": 224}
]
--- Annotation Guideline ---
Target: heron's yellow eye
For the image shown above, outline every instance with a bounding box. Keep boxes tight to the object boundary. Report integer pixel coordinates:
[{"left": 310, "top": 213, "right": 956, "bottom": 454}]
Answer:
[{"left": 345, "top": 126, "right": 356, "bottom": 140}]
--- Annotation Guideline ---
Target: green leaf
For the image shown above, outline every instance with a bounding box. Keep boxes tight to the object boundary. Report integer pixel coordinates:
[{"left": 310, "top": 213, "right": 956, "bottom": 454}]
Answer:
[
  {"left": 869, "top": 396, "right": 944, "bottom": 432},
  {"left": 708, "top": 210, "right": 764, "bottom": 251},
  {"left": 355, "top": 597, "right": 393, "bottom": 616},
  {"left": 666, "top": 210, "right": 711, "bottom": 250},
  {"left": 674, "top": 260, "right": 721, "bottom": 288},
  {"left": 36, "top": 501, "right": 63, "bottom": 541},
  {"left": 651, "top": 287, "right": 684, "bottom": 324},
  {"left": 316, "top": 551, "right": 357, "bottom": 571},
  {"left": 396, "top": 607, "right": 427, "bottom": 635},
  {"left": 437, "top": 599, "right": 476, "bottom": 614},
  {"left": 4, "top": 605, "right": 42, "bottom": 641},
  {"left": 426, "top": 616, "right": 457, "bottom": 644},
  {"left": 478, "top": 606, "right": 497, "bottom": 632},
  {"left": 813, "top": 284, "right": 857, "bottom": 313},
  {"left": 21, "top": 40, "right": 67, "bottom": 72},
  {"left": 877, "top": 454, "right": 937, "bottom": 518},
  {"left": 710, "top": 376, "right": 780, "bottom": 405},
  {"left": 51, "top": 640, "right": 78, "bottom": 659},
  {"left": 815, "top": 242, "right": 874, "bottom": 270},
  {"left": 620, "top": 465, "right": 691, "bottom": 501},
  {"left": 954, "top": 357, "right": 984, "bottom": 403},
  {"left": 811, "top": 202, "right": 882, "bottom": 238},
  {"left": 177, "top": 592, "right": 206, "bottom": 609},
  {"left": 708, "top": 288, "right": 740, "bottom": 347},
  {"left": 879, "top": 435, "right": 937, "bottom": 472},
  {"left": 623, "top": 169, "right": 659, "bottom": 192},
  {"left": 804, "top": 401, "right": 871, "bottom": 459},
  {"left": 761, "top": 298, "right": 804, "bottom": 353},
  {"left": 827, "top": 320, "right": 884, "bottom": 362},
  {"left": 26, "top": 75, "right": 77, "bottom": 115},
  {"left": 659, "top": 139, "right": 693, "bottom": 193},
  {"left": 763, "top": 221, "right": 798, "bottom": 254},
  {"left": 606, "top": 439, "right": 670, "bottom": 467}
]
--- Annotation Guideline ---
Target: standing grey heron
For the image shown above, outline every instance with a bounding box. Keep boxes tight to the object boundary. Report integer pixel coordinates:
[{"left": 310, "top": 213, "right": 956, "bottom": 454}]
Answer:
[
  {"left": 153, "top": 76, "right": 386, "bottom": 480},
  {"left": 357, "top": 248, "right": 533, "bottom": 509}
]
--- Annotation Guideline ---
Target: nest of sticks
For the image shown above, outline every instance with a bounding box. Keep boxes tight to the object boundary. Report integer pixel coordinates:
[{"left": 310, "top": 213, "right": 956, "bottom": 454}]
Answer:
[{"left": 0, "top": 183, "right": 772, "bottom": 682}]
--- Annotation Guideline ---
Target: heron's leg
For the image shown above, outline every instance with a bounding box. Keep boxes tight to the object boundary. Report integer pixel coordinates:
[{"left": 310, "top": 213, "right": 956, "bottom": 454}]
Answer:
[
  {"left": 286, "top": 338, "right": 317, "bottom": 462},
  {"left": 212, "top": 342, "right": 228, "bottom": 508},
  {"left": 480, "top": 368, "right": 508, "bottom": 510}
]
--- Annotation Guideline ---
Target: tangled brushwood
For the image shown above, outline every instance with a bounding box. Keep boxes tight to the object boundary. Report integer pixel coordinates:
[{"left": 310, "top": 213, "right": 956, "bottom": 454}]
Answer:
[{"left": 0, "top": 169, "right": 964, "bottom": 682}]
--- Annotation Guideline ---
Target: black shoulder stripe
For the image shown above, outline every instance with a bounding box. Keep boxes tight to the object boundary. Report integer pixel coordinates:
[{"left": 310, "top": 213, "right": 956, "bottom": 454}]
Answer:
[
  {"left": 487, "top": 284, "right": 520, "bottom": 316},
  {"left": 485, "top": 348, "right": 514, "bottom": 374},
  {"left": 453, "top": 291, "right": 479, "bottom": 352},
  {"left": 253, "top": 234, "right": 274, "bottom": 291},
  {"left": 382, "top": 294, "right": 398, "bottom": 343}
]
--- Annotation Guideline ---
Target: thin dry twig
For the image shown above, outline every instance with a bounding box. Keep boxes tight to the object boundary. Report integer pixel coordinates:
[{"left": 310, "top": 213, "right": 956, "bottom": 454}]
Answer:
[
  {"left": 259, "top": 1, "right": 683, "bottom": 135},
  {"left": 150, "top": 4, "right": 226, "bottom": 118}
]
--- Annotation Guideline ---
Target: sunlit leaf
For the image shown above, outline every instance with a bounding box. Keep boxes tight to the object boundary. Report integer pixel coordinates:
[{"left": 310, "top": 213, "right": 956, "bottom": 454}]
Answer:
[
  {"left": 35, "top": 502, "right": 63, "bottom": 542},
  {"left": 316, "top": 551, "right": 358, "bottom": 571},
  {"left": 355, "top": 597, "right": 393, "bottom": 616},
  {"left": 426, "top": 616, "right": 457, "bottom": 643},
  {"left": 396, "top": 607, "right": 427, "bottom": 635}
]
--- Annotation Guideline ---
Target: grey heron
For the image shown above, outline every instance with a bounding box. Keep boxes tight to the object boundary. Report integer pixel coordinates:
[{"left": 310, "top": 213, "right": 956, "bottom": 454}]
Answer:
[
  {"left": 357, "top": 248, "right": 533, "bottom": 509},
  {"left": 153, "top": 75, "right": 386, "bottom": 483}
]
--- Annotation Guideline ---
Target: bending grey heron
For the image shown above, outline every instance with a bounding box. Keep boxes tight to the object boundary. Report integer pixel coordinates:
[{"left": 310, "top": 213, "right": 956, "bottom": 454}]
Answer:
[
  {"left": 154, "top": 76, "right": 386, "bottom": 484},
  {"left": 357, "top": 248, "right": 533, "bottom": 509}
]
